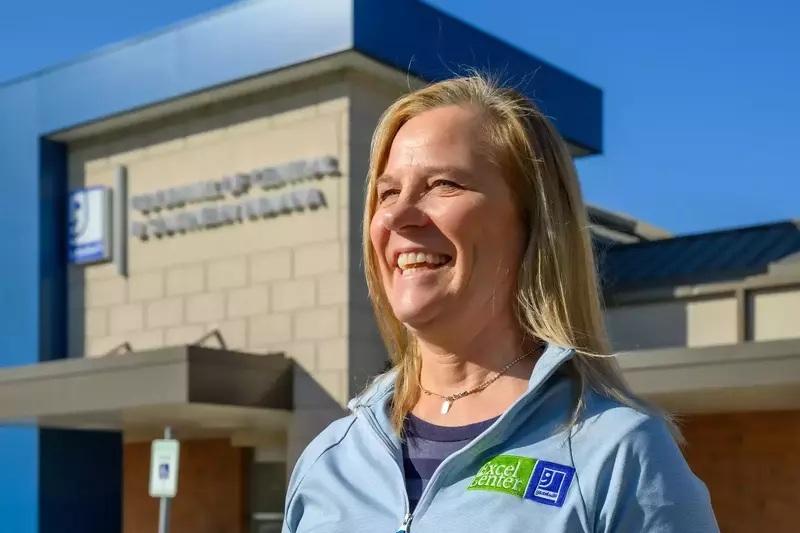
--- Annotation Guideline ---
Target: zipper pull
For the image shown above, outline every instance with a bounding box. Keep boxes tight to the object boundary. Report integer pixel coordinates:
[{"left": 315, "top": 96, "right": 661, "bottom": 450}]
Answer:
[{"left": 396, "top": 513, "right": 412, "bottom": 532}]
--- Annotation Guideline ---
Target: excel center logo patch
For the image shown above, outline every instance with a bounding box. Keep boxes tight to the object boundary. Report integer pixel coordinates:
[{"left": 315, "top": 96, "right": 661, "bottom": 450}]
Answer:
[{"left": 466, "top": 455, "right": 575, "bottom": 507}]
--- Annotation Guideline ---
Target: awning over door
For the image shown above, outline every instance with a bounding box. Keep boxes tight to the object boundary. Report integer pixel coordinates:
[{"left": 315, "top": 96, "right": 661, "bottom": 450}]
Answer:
[
  {"left": 618, "top": 338, "right": 800, "bottom": 413},
  {"left": 0, "top": 346, "right": 292, "bottom": 440}
]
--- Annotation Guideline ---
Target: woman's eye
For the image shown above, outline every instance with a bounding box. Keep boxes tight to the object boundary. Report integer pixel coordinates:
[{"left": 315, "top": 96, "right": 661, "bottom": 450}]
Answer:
[
  {"left": 378, "top": 188, "right": 399, "bottom": 202},
  {"left": 431, "top": 179, "right": 462, "bottom": 191}
]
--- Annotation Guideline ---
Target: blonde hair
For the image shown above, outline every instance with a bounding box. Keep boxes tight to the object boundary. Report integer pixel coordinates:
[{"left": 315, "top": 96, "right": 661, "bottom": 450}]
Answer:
[{"left": 362, "top": 75, "right": 679, "bottom": 439}]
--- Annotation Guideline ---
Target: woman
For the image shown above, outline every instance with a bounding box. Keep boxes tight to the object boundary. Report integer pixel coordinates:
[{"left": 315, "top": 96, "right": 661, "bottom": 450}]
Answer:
[{"left": 282, "top": 75, "right": 719, "bottom": 533}]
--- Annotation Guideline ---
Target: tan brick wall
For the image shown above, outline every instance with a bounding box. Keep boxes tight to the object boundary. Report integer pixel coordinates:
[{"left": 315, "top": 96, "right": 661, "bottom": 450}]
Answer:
[
  {"left": 68, "top": 73, "right": 353, "bottom": 413},
  {"left": 68, "top": 69, "right": 414, "bottom": 472},
  {"left": 681, "top": 411, "right": 800, "bottom": 533},
  {"left": 67, "top": 73, "right": 383, "bottom": 480},
  {"left": 749, "top": 287, "right": 800, "bottom": 341},
  {"left": 124, "top": 439, "right": 248, "bottom": 533}
]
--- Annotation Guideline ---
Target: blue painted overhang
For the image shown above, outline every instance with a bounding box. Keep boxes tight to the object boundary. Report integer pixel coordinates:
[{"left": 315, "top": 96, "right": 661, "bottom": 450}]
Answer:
[{"left": 0, "top": 0, "right": 602, "bottom": 152}]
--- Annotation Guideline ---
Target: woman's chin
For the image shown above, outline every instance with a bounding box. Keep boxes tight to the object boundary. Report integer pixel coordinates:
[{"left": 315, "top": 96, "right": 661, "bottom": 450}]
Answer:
[{"left": 390, "top": 301, "right": 443, "bottom": 331}]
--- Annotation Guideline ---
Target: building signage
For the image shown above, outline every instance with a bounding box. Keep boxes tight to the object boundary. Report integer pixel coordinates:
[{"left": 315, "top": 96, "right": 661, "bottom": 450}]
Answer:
[
  {"left": 68, "top": 186, "right": 112, "bottom": 265},
  {"left": 149, "top": 438, "right": 180, "bottom": 498},
  {"left": 66, "top": 156, "right": 338, "bottom": 271},
  {"left": 130, "top": 155, "right": 339, "bottom": 240}
]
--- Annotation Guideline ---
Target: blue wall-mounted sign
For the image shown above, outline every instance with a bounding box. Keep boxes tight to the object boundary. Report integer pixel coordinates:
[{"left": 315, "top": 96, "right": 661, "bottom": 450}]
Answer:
[{"left": 68, "top": 186, "right": 111, "bottom": 265}]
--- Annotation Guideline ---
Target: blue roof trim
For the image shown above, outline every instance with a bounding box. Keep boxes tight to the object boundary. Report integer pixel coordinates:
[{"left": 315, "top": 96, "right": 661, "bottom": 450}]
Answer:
[
  {"left": 354, "top": 0, "right": 603, "bottom": 152},
  {"left": 0, "top": 0, "right": 601, "bottom": 151},
  {"left": 21, "top": 0, "right": 356, "bottom": 134},
  {"left": 600, "top": 221, "right": 800, "bottom": 291}
]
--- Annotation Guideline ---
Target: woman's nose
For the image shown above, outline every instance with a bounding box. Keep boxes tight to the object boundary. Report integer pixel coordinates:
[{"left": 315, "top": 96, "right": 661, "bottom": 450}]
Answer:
[{"left": 377, "top": 195, "right": 430, "bottom": 232}]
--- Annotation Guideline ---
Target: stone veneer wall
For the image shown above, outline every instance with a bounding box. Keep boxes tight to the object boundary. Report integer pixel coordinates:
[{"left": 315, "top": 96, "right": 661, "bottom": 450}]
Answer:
[
  {"left": 66, "top": 68, "right": 417, "bottom": 462},
  {"left": 68, "top": 73, "right": 352, "bottom": 409}
]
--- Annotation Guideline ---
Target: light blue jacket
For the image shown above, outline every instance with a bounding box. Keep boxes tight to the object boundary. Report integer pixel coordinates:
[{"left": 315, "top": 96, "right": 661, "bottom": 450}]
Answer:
[{"left": 283, "top": 344, "right": 720, "bottom": 533}]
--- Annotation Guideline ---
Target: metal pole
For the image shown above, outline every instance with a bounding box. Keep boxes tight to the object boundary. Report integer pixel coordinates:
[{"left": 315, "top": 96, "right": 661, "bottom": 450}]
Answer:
[
  {"left": 157, "top": 426, "right": 173, "bottom": 533},
  {"left": 114, "top": 165, "right": 129, "bottom": 277}
]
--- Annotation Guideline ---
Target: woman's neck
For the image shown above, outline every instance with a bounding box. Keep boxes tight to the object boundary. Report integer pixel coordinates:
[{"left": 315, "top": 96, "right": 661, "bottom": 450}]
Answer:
[
  {"left": 418, "top": 333, "right": 523, "bottom": 391},
  {"left": 411, "top": 321, "right": 542, "bottom": 426}
]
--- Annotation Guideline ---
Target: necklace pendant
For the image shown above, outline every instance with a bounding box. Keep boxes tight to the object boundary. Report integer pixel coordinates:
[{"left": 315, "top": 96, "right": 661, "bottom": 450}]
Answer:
[{"left": 441, "top": 400, "right": 452, "bottom": 414}]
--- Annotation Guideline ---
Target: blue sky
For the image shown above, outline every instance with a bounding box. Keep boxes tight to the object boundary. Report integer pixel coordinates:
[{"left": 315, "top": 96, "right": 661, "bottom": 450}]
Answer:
[{"left": 1, "top": 0, "right": 797, "bottom": 235}]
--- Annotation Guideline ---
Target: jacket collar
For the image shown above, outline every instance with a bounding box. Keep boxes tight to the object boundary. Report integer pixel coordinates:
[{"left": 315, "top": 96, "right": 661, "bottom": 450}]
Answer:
[{"left": 347, "top": 343, "right": 576, "bottom": 441}]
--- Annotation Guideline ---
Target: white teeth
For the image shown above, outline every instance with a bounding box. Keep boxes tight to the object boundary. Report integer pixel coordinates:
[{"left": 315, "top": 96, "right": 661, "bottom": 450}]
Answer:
[{"left": 396, "top": 252, "right": 450, "bottom": 271}]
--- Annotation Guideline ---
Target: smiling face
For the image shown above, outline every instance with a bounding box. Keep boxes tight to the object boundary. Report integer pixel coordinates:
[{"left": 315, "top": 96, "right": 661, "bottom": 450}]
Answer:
[{"left": 369, "top": 105, "right": 523, "bottom": 336}]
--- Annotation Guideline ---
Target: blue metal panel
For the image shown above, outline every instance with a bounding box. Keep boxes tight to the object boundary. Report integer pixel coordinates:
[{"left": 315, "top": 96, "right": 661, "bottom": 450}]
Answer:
[
  {"left": 34, "top": 0, "right": 354, "bottom": 134},
  {"left": 0, "top": 70, "right": 119, "bottom": 533},
  {"left": 1, "top": 0, "right": 602, "bottom": 149},
  {"left": 353, "top": 0, "right": 603, "bottom": 153},
  {"left": 0, "top": 77, "right": 41, "bottom": 533},
  {"left": 601, "top": 221, "right": 800, "bottom": 291},
  {"left": 0, "top": 78, "right": 40, "bottom": 369},
  {"left": 0, "top": 427, "right": 39, "bottom": 533}
]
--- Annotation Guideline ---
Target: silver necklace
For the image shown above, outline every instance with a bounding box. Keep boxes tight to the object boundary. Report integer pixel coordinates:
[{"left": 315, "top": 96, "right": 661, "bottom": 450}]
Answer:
[{"left": 419, "top": 351, "right": 535, "bottom": 414}]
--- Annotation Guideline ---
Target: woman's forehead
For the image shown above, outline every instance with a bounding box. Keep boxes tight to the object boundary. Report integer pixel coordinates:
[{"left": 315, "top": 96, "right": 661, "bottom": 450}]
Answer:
[
  {"left": 395, "top": 106, "right": 485, "bottom": 146},
  {"left": 382, "top": 107, "right": 491, "bottom": 176}
]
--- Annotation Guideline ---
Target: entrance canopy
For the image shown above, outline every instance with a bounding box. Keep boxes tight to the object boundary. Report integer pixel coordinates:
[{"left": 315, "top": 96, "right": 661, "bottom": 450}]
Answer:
[
  {"left": 618, "top": 338, "right": 800, "bottom": 413},
  {"left": 0, "top": 346, "right": 292, "bottom": 439}
]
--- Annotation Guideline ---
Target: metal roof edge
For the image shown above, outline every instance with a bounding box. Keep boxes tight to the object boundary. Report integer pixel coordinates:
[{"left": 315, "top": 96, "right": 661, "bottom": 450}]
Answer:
[
  {"left": 353, "top": 0, "right": 603, "bottom": 152},
  {"left": 0, "top": 0, "right": 356, "bottom": 134},
  {"left": 605, "top": 218, "right": 800, "bottom": 253},
  {"left": 1, "top": 0, "right": 603, "bottom": 152},
  {"left": 0, "top": 0, "right": 274, "bottom": 91}
]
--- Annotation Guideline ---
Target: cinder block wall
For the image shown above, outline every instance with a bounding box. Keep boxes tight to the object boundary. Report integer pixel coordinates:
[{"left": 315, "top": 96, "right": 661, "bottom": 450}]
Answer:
[
  {"left": 67, "top": 71, "right": 365, "bottom": 533},
  {"left": 681, "top": 410, "right": 800, "bottom": 533},
  {"left": 68, "top": 74, "right": 352, "bottom": 414}
]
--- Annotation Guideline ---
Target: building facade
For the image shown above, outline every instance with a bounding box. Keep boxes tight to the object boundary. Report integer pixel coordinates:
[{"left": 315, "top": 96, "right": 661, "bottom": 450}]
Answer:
[
  {"left": 602, "top": 221, "right": 800, "bottom": 533},
  {"left": 0, "top": 2, "right": 602, "bottom": 533},
  {"left": 4, "top": 2, "right": 795, "bottom": 533}
]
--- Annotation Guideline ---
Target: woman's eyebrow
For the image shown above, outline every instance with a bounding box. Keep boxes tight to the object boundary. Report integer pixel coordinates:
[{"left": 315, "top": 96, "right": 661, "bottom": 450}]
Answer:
[
  {"left": 377, "top": 165, "right": 467, "bottom": 184},
  {"left": 375, "top": 173, "right": 395, "bottom": 187}
]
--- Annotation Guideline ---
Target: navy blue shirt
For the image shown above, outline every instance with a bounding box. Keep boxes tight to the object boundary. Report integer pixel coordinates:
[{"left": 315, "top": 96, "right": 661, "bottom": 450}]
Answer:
[{"left": 402, "top": 414, "right": 498, "bottom": 511}]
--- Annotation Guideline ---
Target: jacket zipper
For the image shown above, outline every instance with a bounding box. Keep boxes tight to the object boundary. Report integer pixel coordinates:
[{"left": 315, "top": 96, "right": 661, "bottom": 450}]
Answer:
[
  {"left": 396, "top": 512, "right": 413, "bottom": 532},
  {"left": 357, "top": 348, "right": 572, "bottom": 531},
  {"left": 359, "top": 405, "right": 412, "bottom": 531},
  {"left": 359, "top": 387, "right": 528, "bottom": 532}
]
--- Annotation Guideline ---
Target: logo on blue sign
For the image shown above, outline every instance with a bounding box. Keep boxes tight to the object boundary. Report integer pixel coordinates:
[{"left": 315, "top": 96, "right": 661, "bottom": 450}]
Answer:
[
  {"left": 524, "top": 460, "right": 575, "bottom": 507},
  {"left": 68, "top": 186, "right": 111, "bottom": 265}
]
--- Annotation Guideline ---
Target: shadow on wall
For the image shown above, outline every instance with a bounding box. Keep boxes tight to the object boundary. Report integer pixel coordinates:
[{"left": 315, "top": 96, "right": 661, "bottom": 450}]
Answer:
[
  {"left": 604, "top": 300, "right": 690, "bottom": 352},
  {"left": 67, "top": 166, "right": 87, "bottom": 358},
  {"left": 288, "top": 363, "right": 348, "bottom": 467}
]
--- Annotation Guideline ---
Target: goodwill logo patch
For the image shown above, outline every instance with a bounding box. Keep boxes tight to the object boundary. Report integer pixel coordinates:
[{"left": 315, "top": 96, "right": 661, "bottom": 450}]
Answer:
[{"left": 467, "top": 455, "right": 575, "bottom": 507}]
